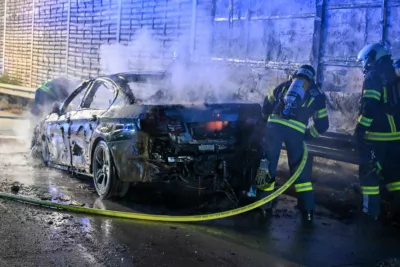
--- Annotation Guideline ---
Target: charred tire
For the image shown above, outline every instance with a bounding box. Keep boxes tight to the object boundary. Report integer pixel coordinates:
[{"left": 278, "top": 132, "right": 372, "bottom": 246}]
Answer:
[{"left": 92, "top": 140, "right": 130, "bottom": 199}]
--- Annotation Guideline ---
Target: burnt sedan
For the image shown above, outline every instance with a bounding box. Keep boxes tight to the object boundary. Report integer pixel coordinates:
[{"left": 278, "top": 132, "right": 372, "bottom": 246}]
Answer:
[{"left": 34, "top": 72, "right": 263, "bottom": 199}]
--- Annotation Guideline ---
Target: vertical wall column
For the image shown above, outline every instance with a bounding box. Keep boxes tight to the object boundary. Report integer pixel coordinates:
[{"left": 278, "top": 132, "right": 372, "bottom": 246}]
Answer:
[
  {"left": 65, "top": 0, "right": 71, "bottom": 76},
  {"left": 29, "top": 0, "right": 36, "bottom": 87},
  {"left": 189, "top": 0, "right": 198, "bottom": 59},
  {"left": 2, "top": 0, "right": 7, "bottom": 74},
  {"left": 311, "top": 0, "right": 326, "bottom": 84},
  {"left": 116, "top": 0, "right": 122, "bottom": 43},
  {"left": 381, "top": 0, "right": 388, "bottom": 45},
  {"left": 228, "top": 0, "right": 233, "bottom": 28}
]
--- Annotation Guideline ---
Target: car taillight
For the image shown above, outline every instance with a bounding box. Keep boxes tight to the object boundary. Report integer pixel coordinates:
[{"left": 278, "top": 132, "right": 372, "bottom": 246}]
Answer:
[
  {"left": 166, "top": 119, "right": 185, "bottom": 135},
  {"left": 205, "top": 121, "right": 229, "bottom": 132}
]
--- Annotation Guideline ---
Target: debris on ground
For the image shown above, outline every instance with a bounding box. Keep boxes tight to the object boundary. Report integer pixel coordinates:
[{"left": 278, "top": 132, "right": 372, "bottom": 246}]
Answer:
[
  {"left": 376, "top": 258, "right": 400, "bottom": 267},
  {"left": 11, "top": 184, "right": 20, "bottom": 194}
]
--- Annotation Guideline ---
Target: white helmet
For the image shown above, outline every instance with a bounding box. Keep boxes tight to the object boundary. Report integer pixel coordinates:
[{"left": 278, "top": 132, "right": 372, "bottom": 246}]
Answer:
[{"left": 357, "top": 43, "right": 390, "bottom": 73}]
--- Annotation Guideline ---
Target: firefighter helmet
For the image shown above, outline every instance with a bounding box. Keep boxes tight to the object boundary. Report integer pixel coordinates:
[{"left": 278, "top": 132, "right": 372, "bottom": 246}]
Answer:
[
  {"left": 357, "top": 43, "right": 390, "bottom": 73},
  {"left": 293, "top": 65, "right": 316, "bottom": 82}
]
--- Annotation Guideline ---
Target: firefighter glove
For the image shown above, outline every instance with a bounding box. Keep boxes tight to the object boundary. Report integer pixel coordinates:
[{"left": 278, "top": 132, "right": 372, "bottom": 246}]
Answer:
[
  {"left": 255, "top": 170, "right": 267, "bottom": 186},
  {"left": 255, "top": 158, "right": 273, "bottom": 185}
]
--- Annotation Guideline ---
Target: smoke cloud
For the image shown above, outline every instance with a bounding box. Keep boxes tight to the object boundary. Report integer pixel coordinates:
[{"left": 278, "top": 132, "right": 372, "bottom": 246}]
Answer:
[
  {"left": 98, "top": 0, "right": 273, "bottom": 107},
  {"left": 98, "top": 27, "right": 360, "bottom": 133},
  {"left": 96, "top": 1, "right": 361, "bottom": 134},
  {"left": 99, "top": 29, "right": 247, "bottom": 106}
]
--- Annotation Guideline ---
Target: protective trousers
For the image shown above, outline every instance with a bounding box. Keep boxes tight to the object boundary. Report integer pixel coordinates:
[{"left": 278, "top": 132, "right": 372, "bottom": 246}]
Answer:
[
  {"left": 383, "top": 141, "right": 400, "bottom": 216},
  {"left": 258, "top": 122, "right": 314, "bottom": 211},
  {"left": 359, "top": 141, "right": 400, "bottom": 217}
]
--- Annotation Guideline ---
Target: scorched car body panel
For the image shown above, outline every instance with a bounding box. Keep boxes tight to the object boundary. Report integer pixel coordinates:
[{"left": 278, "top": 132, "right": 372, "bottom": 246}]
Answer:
[{"left": 34, "top": 72, "right": 264, "bottom": 199}]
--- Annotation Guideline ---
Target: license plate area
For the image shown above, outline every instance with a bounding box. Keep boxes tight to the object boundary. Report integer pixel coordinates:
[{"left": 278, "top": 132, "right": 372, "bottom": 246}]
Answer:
[{"left": 198, "top": 144, "right": 215, "bottom": 151}]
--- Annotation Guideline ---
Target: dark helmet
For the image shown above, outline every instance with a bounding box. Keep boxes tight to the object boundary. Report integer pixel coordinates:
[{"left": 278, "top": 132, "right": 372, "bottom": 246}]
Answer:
[
  {"left": 357, "top": 43, "right": 390, "bottom": 74},
  {"left": 293, "top": 65, "right": 316, "bottom": 82}
]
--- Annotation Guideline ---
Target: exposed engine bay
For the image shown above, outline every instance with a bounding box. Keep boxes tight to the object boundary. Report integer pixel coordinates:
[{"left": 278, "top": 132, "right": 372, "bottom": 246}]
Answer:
[{"left": 135, "top": 104, "right": 264, "bottom": 202}]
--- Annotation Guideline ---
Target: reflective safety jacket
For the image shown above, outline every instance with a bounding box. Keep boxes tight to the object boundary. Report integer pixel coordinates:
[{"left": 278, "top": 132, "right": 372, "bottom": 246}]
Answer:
[
  {"left": 356, "top": 57, "right": 400, "bottom": 141},
  {"left": 262, "top": 80, "right": 329, "bottom": 139}
]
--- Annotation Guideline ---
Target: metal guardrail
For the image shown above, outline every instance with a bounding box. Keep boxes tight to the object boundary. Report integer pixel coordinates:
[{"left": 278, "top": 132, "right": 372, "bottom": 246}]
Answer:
[
  {"left": 0, "top": 115, "right": 28, "bottom": 120},
  {"left": 0, "top": 83, "right": 35, "bottom": 99}
]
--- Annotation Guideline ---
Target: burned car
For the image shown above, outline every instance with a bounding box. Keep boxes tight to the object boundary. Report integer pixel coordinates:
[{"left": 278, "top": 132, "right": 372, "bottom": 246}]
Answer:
[{"left": 32, "top": 72, "right": 264, "bottom": 199}]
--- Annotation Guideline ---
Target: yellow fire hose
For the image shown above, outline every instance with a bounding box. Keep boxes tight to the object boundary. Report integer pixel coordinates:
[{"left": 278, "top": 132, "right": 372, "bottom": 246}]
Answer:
[{"left": 0, "top": 144, "right": 307, "bottom": 222}]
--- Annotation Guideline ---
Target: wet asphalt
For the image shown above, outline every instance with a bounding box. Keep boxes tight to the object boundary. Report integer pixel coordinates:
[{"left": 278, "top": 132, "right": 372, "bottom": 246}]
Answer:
[{"left": 0, "top": 141, "right": 399, "bottom": 267}]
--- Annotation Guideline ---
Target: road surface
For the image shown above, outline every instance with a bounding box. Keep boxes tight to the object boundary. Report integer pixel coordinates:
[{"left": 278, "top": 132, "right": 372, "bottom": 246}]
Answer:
[{"left": 0, "top": 143, "right": 399, "bottom": 267}]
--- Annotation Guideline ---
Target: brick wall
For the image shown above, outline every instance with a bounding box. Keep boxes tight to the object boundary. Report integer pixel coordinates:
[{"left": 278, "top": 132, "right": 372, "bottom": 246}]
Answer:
[
  {"left": 116, "top": 0, "right": 193, "bottom": 71},
  {"left": 67, "top": 0, "right": 118, "bottom": 79},
  {"left": 31, "top": 0, "right": 69, "bottom": 87},
  {"left": 0, "top": 0, "right": 398, "bottom": 87},
  {"left": 0, "top": 0, "right": 399, "bottom": 133},
  {"left": 3, "top": 0, "right": 33, "bottom": 86}
]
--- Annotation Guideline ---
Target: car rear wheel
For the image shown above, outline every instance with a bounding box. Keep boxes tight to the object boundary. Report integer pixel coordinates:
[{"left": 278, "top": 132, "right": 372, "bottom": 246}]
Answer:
[{"left": 92, "top": 140, "right": 130, "bottom": 199}]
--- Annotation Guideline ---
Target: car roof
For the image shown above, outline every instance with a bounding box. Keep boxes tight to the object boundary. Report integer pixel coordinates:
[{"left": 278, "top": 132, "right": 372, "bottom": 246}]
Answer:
[
  {"left": 89, "top": 72, "right": 170, "bottom": 103},
  {"left": 96, "top": 71, "right": 169, "bottom": 84}
]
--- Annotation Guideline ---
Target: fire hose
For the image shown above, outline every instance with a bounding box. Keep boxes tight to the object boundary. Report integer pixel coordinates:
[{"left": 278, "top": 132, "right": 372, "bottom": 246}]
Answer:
[{"left": 0, "top": 144, "right": 308, "bottom": 222}]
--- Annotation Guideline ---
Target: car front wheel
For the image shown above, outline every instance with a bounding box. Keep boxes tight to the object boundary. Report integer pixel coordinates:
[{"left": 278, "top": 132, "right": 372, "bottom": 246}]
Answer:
[{"left": 92, "top": 140, "right": 130, "bottom": 199}]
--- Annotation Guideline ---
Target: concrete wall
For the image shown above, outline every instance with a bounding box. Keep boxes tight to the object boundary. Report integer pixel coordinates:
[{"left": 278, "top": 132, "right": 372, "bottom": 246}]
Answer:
[{"left": 0, "top": 0, "right": 399, "bottom": 133}]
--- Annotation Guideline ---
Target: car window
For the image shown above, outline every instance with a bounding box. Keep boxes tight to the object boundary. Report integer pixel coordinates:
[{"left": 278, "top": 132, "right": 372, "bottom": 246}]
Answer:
[
  {"left": 64, "top": 87, "right": 86, "bottom": 113},
  {"left": 84, "top": 81, "right": 116, "bottom": 110},
  {"left": 127, "top": 81, "right": 166, "bottom": 104}
]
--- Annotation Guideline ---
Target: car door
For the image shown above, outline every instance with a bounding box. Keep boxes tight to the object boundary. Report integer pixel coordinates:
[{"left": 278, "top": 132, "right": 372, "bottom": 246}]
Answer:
[
  {"left": 69, "top": 79, "right": 118, "bottom": 172},
  {"left": 44, "top": 112, "right": 65, "bottom": 166},
  {"left": 47, "top": 81, "right": 90, "bottom": 167}
]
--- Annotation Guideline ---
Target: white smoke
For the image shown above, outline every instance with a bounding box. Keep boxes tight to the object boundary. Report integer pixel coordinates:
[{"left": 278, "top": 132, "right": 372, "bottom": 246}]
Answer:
[
  {"left": 100, "top": 30, "right": 167, "bottom": 74},
  {"left": 99, "top": 29, "right": 244, "bottom": 105},
  {"left": 95, "top": 1, "right": 361, "bottom": 133}
]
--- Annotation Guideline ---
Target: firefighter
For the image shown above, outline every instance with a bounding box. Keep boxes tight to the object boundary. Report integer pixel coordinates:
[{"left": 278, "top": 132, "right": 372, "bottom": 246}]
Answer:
[
  {"left": 354, "top": 43, "right": 400, "bottom": 221},
  {"left": 30, "top": 77, "right": 71, "bottom": 118},
  {"left": 29, "top": 77, "right": 72, "bottom": 158},
  {"left": 254, "top": 65, "right": 329, "bottom": 222},
  {"left": 387, "top": 58, "right": 400, "bottom": 224}
]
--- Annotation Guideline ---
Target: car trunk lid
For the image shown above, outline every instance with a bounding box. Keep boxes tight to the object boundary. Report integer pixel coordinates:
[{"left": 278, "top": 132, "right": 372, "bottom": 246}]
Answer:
[{"left": 161, "top": 102, "right": 261, "bottom": 141}]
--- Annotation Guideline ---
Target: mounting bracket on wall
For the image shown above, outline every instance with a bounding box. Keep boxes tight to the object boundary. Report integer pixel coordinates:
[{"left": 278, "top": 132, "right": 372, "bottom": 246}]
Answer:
[{"left": 381, "top": 0, "right": 388, "bottom": 45}]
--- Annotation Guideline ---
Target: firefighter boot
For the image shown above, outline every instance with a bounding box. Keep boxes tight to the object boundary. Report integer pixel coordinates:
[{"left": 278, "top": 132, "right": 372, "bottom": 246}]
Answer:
[
  {"left": 259, "top": 196, "right": 273, "bottom": 217},
  {"left": 301, "top": 210, "right": 314, "bottom": 222}
]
